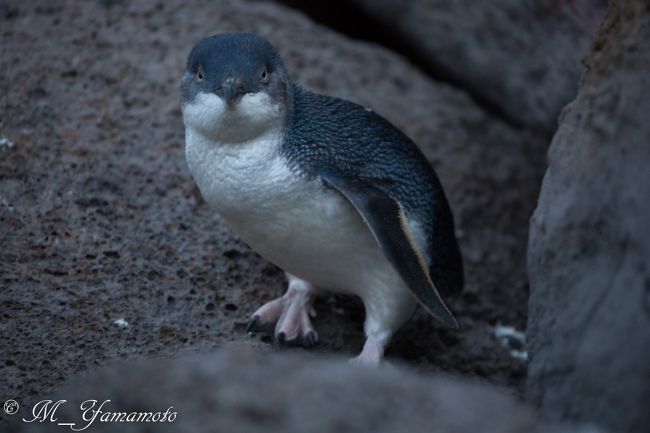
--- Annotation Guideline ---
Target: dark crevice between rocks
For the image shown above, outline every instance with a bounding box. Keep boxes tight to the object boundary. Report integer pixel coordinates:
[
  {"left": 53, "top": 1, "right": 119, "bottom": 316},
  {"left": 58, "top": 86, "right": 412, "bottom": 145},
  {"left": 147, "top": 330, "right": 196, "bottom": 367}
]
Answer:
[{"left": 278, "top": 0, "right": 527, "bottom": 131}]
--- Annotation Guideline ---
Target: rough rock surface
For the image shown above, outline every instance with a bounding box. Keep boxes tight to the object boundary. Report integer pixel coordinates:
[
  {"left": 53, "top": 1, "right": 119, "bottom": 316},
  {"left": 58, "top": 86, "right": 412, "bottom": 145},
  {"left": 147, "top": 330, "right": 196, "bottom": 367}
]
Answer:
[
  {"left": 1, "top": 0, "right": 543, "bottom": 410},
  {"left": 526, "top": 1, "right": 650, "bottom": 432},
  {"left": 8, "top": 347, "right": 595, "bottom": 433},
  {"left": 347, "top": 0, "right": 606, "bottom": 132}
]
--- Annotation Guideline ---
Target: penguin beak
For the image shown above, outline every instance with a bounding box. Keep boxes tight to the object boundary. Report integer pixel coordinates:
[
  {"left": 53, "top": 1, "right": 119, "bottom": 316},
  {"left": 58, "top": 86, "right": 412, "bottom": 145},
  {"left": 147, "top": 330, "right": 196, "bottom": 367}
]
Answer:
[{"left": 218, "top": 77, "right": 245, "bottom": 107}]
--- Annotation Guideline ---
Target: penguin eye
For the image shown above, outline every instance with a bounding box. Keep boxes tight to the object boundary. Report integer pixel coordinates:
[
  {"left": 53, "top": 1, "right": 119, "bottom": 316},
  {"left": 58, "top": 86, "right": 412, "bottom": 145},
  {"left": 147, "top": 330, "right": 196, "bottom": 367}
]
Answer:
[
  {"left": 260, "top": 68, "right": 269, "bottom": 82},
  {"left": 196, "top": 70, "right": 204, "bottom": 82}
]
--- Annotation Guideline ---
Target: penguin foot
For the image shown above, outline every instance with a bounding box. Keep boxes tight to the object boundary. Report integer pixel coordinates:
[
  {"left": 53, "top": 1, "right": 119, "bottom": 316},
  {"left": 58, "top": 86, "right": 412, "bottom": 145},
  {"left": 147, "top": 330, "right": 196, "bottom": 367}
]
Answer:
[{"left": 246, "top": 273, "right": 318, "bottom": 349}]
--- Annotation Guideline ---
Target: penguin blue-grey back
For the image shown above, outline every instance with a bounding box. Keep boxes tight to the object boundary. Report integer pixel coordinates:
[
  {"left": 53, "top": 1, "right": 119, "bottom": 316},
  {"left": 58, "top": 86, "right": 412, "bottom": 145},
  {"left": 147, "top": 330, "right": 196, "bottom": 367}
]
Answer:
[
  {"left": 283, "top": 85, "right": 464, "bottom": 298},
  {"left": 181, "top": 32, "right": 463, "bottom": 364}
]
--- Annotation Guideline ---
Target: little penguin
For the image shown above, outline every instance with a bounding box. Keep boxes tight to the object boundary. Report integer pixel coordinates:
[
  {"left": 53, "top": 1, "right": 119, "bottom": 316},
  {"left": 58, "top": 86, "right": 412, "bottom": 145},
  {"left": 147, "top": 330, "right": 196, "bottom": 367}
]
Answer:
[{"left": 180, "top": 33, "right": 464, "bottom": 364}]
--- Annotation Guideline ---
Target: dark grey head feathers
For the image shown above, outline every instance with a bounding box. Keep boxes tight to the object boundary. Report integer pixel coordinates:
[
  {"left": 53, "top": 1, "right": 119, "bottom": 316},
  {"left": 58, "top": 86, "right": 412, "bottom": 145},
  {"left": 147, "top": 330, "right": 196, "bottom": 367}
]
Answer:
[{"left": 181, "top": 33, "right": 290, "bottom": 107}]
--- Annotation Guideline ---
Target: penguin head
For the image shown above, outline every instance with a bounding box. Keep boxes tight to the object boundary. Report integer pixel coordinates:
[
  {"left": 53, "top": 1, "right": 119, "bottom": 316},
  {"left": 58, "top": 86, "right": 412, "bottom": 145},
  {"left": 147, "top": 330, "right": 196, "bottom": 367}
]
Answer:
[{"left": 181, "top": 33, "right": 290, "bottom": 141}]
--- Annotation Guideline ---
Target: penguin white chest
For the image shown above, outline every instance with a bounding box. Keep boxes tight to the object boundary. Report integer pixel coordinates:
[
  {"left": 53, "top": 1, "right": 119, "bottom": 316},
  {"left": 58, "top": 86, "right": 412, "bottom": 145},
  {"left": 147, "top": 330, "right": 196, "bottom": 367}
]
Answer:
[
  {"left": 185, "top": 127, "right": 291, "bottom": 218},
  {"left": 184, "top": 127, "right": 384, "bottom": 291}
]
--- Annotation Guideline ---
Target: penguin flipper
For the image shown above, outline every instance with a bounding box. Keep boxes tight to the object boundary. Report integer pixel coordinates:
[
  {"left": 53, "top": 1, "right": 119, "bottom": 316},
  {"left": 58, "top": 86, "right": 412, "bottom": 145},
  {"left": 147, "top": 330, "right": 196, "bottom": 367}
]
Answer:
[{"left": 321, "top": 172, "right": 458, "bottom": 329}]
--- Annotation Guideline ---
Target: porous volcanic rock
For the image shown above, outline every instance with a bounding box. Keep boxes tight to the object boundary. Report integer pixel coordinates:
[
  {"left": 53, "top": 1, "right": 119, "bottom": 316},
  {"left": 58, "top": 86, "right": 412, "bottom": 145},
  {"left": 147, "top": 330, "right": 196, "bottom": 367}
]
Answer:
[
  {"left": 527, "top": 1, "right": 650, "bottom": 432},
  {"left": 9, "top": 347, "right": 596, "bottom": 433},
  {"left": 349, "top": 0, "right": 606, "bottom": 132}
]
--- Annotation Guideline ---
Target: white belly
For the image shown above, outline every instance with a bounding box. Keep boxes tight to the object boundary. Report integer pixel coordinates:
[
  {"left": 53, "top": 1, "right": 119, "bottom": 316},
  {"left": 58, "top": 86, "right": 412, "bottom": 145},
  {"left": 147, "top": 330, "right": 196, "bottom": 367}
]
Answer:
[{"left": 185, "top": 128, "right": 387, "bottom": 291}]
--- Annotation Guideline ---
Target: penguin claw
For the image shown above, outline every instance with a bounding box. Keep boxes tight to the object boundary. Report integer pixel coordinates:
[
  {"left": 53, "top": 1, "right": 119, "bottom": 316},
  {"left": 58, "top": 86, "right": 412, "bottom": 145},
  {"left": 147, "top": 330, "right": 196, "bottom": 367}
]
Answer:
[
  {"left": 303, "top": 330, "right": 317, "bottom": 348},
  {"left": 274, "top": 332, "right": 287, "bottom": 349},
  {"left": 272, "top": 331, "right": 317, "bottom": 349},
  {"left": 246, "top": 315, "right": 260, "bottom": 334}
]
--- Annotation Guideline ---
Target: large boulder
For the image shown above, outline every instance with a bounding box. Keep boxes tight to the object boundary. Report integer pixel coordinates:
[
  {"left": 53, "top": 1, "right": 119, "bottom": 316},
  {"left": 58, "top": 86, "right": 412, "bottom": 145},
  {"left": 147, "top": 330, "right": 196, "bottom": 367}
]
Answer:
[
  {"left": 526, "top": 1, "right": 650, "bottom": 432},
  {"left": 8, "top": 347, "right": 595, "bottom": 433},
  {"left": 349, "top": 0, "right": 606, "bottom": 132}
]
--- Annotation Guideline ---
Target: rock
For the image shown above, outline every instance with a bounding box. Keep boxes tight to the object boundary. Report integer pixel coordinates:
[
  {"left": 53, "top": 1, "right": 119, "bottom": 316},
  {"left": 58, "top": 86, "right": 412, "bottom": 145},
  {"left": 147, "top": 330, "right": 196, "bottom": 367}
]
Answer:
[
  {"left": 8, "top": 347, "right": 597, "bottom": 433},
  {"left": 348, "top": 0, "right": 607, "bottom": 132},
  {"left": 526, "top": 1, "right": 650, "bottom": 432},
  {"left": 0, "top": 0, "right": 542, "bottom": 406}
]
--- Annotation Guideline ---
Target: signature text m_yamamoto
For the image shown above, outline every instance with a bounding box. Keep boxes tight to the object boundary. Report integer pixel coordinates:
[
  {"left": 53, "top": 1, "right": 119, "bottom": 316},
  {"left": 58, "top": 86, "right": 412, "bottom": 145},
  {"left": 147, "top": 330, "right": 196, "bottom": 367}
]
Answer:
[{"left": 22, "top": 399, "right": 177, "bottom": 431}]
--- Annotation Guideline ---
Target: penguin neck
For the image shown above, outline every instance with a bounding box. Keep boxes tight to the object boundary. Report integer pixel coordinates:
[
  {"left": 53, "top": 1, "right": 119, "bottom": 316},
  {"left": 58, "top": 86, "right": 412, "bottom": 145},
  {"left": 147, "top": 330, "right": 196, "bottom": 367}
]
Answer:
[
  {"left": 284, "top": 82, "right": 301, "bottom": 131},
  {"left": 183, "top": 90, "right": 289, "bottom": 145}
]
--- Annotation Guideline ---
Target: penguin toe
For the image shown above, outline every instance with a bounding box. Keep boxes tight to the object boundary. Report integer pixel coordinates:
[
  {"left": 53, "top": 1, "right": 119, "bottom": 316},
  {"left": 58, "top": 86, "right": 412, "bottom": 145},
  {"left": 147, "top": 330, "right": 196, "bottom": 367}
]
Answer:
[
  {"left": 246, "top": 314, "right": 278, "bottom": 336},
  {"left": 274, "top": 331, "right": 287, "bottom": 349},
  {"left": 245, "top": 315, "right": 260, "bottom": 334}
]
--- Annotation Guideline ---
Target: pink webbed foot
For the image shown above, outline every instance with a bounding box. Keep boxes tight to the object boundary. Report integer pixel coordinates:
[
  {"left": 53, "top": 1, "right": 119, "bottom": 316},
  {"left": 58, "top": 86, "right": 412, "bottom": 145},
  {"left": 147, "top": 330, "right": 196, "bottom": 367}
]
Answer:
[{"left": 246, "top": 273, "right": 318, "bottom": 348}]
